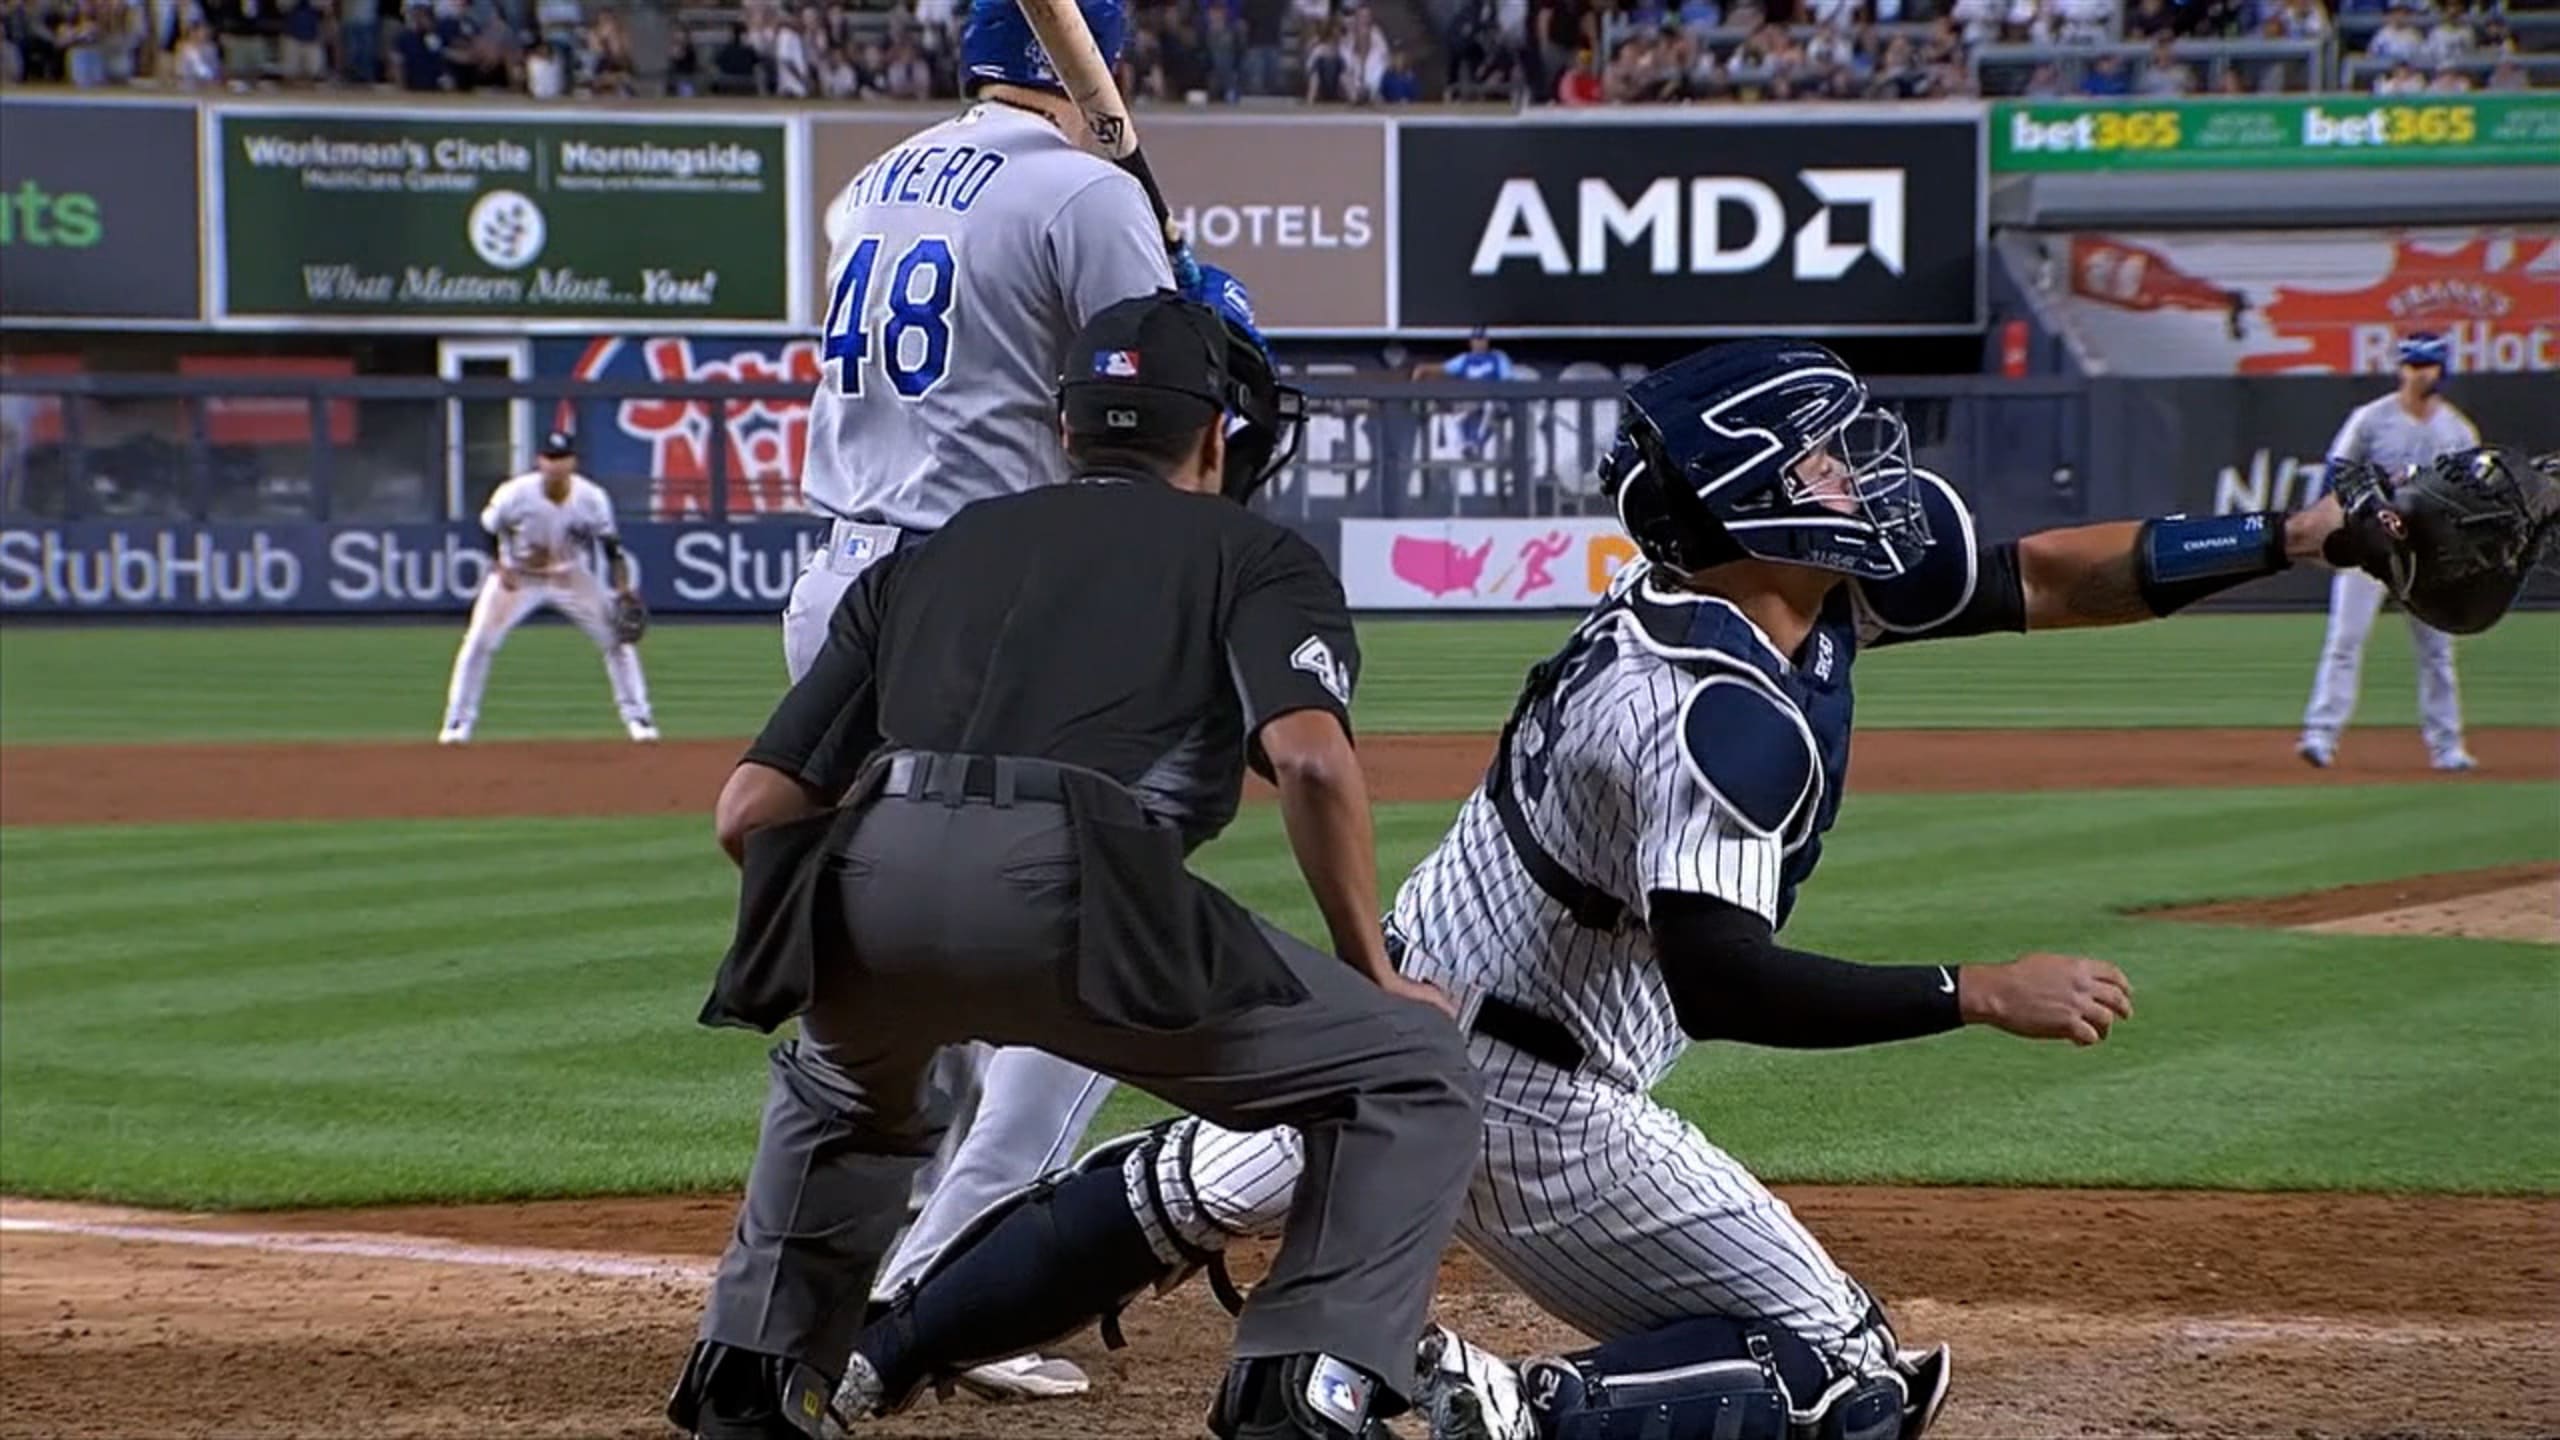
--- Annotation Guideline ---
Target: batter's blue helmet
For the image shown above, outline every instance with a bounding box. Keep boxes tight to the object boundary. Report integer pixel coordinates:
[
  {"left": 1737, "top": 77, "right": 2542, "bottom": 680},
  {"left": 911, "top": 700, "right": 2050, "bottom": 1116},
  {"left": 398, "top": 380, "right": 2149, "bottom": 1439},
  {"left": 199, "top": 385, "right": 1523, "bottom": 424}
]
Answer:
[
  {"left": 1600, "top": 339, "right": 1930, "bottom": 582},
  {"left": 1193, "top": 268, "right": 1303, "bottom": 504},
  {"left": 962, "top": 0, "right": 1129, "bottom": 95},
  {"left": 2398, "top": 332, "right": 2451, "bottom": 369}
]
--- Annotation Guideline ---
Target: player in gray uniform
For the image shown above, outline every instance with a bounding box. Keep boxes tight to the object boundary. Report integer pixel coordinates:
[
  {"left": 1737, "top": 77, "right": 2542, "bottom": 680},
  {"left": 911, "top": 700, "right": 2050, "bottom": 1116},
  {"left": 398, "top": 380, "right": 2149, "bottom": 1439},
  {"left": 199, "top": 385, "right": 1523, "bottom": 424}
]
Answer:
[
  {"left": 2295, "top": 332, "right": 2482, "bottom": 772},
  {"left": 760, "top": 0, "right": 1254, "bottom": 1405},
  {"left": 785, "top": 0, "right": 1169, "bottom": 679},
  {"left": 809, "top": 339, "right": 2392, "bottom": 1440}
]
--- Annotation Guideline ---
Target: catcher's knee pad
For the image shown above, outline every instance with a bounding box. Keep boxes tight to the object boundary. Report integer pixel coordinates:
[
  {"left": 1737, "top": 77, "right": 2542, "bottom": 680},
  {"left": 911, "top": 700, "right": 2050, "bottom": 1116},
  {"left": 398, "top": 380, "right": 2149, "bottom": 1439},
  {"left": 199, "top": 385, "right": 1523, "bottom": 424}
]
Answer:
[
  {"left": 1523, "top": 1316, "right": 1909, "bottom": 1440},
  {"left": 1135, "top": 1117, "right": 1298, "bottom": 1252},
  {"left": 1123, "top": 1118, "right": 1299, "bottom": 1319}
]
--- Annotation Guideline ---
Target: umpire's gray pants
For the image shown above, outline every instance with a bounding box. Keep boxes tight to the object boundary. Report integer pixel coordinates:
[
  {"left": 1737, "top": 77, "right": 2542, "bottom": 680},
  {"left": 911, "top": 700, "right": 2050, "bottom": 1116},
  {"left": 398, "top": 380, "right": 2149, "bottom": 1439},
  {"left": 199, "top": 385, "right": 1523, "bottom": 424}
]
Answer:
[{"left": 698, "top": 794, "right": 1482, "bottom": 1402}]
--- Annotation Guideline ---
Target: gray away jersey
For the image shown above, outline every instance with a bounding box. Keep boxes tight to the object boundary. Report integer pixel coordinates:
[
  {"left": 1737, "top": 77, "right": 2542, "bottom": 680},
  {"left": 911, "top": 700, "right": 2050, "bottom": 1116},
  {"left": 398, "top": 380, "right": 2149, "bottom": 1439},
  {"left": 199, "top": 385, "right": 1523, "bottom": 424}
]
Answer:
[
  {"left": 2328, "top": 393, "right": 2480, "bottom": 482},
  {"left": 800, "top": 103, "right": 1175, "bottom": 529}
]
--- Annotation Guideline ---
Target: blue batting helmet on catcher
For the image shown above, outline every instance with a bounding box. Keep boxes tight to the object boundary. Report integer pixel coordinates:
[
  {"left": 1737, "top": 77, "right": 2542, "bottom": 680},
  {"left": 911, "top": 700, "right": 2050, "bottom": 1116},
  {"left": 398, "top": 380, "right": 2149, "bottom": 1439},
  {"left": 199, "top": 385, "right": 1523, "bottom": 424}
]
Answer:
[{"left": 962, "top": 0, "right": 1130, "bottom": 95}]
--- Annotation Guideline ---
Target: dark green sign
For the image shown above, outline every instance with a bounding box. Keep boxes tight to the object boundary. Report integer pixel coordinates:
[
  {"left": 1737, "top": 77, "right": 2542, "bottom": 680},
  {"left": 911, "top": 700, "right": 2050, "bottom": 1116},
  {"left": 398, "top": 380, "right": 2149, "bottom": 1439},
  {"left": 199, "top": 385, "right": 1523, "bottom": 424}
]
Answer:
[
  {"left": 0, "top": 98, "right": 202, "bottom": 322},
  {"left": 217, "top": 112, "right": 789, "bottom": 323},
  {"left": 1992, "top": 95, "right": 2560, "bottom": 172}
]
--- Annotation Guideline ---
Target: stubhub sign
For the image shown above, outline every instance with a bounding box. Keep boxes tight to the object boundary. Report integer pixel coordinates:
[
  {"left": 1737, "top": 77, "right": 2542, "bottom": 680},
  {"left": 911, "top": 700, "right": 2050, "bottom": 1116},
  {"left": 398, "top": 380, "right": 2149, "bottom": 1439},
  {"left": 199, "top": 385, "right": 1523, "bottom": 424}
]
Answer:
[{"left": 0, "top": 520, "right": 825, "bottom": 614}]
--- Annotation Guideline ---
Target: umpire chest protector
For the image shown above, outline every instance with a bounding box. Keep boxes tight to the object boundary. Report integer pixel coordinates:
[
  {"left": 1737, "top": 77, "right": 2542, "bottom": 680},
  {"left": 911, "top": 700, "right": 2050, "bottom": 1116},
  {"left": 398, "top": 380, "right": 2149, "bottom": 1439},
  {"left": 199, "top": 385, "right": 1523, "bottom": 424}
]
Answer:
[{"left": 696, "top": 476, "right": 1364, "bottom": 1038}]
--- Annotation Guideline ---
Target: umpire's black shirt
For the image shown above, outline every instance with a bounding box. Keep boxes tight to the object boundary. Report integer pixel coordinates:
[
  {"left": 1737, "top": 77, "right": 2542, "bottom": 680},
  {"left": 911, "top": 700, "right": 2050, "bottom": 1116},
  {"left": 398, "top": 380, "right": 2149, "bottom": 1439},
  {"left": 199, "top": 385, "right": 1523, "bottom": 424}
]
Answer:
[{"left": 746, "top": 475, "right": 1358, "bottom": 852}]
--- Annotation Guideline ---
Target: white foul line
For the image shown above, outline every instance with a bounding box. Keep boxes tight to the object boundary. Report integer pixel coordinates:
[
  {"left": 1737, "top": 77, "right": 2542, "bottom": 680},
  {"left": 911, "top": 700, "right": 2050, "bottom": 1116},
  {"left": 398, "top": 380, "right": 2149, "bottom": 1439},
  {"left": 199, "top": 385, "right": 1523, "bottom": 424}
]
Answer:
[{"left": 0, "top": 1215, "right": 711, "bottom": 1285}]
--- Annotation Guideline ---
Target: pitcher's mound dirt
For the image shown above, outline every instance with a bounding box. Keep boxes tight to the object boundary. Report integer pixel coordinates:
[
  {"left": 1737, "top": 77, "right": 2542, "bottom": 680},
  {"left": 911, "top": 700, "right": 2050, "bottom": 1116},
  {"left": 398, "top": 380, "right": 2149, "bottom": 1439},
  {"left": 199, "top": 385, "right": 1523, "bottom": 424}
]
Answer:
[
  {"left": 4, "top": 1187, "right": 2556, "bottom": 1440},
  {"left": 2146, "top": 861, "right": 2560, "bottom": 944},
  {"left": 5, "top": 726, "right": 2552, "bottom": 827}
]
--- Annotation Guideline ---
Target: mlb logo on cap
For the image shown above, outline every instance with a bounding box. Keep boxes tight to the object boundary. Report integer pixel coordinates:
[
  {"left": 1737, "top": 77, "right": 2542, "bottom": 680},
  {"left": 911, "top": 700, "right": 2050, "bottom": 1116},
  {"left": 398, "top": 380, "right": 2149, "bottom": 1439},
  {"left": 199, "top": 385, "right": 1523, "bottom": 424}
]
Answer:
[{"left": 1094, "top": 350, "right": 1140, "bottom": 378}]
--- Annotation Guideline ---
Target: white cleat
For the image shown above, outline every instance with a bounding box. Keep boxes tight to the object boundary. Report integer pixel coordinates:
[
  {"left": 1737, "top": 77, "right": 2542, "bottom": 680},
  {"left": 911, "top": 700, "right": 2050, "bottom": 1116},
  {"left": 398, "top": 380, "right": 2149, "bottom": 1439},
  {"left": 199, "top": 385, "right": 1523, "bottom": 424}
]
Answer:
[
  {"left": 627, "top": 720, "right": 661, "bottom": 743},
  {"left": 2295, "top": 738, "right": 2333, "bottom": 769},
  {"left": 437, "top": 724, "right": 470, "bottom": 746},
  {"left": 2431, "top": 749, "right": 2478, "bottom": 772},
  {"left": 951, "top": 1353, "right": 1090, "bottom": 1403},
  {"left": 1417, "top": 1325, "right": 1537, "bottom": 1440}
]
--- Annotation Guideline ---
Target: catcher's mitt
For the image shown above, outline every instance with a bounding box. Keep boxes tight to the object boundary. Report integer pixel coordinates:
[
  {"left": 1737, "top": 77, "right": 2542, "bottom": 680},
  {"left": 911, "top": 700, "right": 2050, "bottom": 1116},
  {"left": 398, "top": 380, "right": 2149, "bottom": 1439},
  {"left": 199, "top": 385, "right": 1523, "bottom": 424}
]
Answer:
[
  {"left": 611, "top": 590, "right": 649, "bottom": 645},
  {"left": 2321, "top": 445, "right": 2560, "bottom": 635}
]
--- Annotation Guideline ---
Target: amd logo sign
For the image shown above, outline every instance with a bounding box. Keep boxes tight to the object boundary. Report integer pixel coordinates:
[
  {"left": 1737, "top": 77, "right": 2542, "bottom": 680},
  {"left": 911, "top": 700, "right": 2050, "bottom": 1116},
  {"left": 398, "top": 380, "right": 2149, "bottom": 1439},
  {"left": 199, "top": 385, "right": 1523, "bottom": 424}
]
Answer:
[
  {"left": 1467, "top": 169, "right": 1907, "bottom": 283},
  {"left": 1396, "top": 116, "right": 1977, "bottom": 331}
]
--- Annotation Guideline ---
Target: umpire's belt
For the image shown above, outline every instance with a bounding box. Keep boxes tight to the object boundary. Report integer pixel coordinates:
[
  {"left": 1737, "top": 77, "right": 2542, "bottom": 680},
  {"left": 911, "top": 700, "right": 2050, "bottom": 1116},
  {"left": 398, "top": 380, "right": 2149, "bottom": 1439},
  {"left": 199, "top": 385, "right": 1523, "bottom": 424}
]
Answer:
[
  {"left": 1387, "top": 931, "right": 1586, "bottom": 1072},
  {"left": 873, "top": 750, "right": 1150, "bottom": 827},
  {"left": 876, "top": 749, "right": 1307, "bottom": 1032}
]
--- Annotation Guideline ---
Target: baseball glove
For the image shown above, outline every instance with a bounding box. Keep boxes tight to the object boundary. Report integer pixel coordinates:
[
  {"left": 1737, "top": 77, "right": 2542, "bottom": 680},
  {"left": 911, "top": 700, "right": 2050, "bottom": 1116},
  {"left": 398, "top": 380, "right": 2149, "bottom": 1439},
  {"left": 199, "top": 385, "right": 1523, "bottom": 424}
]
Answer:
[
  {"left": 612, "top": 590, "right": 649, "bottom": 645},
  {"left": 2321, "top": 445, "right": 2560, "bottom": 635}
]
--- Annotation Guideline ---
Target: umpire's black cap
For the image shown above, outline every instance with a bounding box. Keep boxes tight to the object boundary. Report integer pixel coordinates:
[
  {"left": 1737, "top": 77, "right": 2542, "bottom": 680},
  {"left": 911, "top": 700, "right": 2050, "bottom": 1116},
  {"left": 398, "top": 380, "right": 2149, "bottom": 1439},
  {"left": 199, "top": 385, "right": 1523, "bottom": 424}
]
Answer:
[
  {"left": 1058, "top": 292, "right": 1227, "bottom": 439},
  {"left": 538, "top": 428, "right": 578, "bottom": 457}
]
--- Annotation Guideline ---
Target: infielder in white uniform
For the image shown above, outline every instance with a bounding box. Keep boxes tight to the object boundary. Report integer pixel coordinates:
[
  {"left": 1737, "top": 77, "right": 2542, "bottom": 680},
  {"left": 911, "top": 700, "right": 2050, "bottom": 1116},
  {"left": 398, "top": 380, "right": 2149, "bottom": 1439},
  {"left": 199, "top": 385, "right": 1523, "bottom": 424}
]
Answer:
[
  {"left": 817, "top": 340, "right": 2381, "bottom": 1440},
  {"left": 2297, "top": 332, "right": 2481, "bottom": 772},
  {"left": 437, "top": 428, "right": 657, "bottom": 744},
  {"left": 709, "top": 0, "right": 1270, "bottom": 1408}
]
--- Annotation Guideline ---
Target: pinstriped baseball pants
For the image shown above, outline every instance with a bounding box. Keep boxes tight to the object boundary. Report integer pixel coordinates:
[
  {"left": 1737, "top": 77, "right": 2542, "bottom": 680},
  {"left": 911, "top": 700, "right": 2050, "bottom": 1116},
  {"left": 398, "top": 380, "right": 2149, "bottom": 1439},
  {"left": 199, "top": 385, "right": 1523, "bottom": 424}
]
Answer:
[{"left": 1145, "top": 1031, "right": 1885, "bottom": 1369}]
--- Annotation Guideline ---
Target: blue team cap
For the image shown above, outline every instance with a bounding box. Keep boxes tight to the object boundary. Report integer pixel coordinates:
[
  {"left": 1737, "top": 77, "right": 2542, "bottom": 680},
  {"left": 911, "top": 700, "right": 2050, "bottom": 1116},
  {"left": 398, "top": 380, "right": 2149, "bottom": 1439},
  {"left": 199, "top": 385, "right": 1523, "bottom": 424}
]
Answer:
[{"left": 2397, "top": 332, "right": 2450, "bottom": 368}]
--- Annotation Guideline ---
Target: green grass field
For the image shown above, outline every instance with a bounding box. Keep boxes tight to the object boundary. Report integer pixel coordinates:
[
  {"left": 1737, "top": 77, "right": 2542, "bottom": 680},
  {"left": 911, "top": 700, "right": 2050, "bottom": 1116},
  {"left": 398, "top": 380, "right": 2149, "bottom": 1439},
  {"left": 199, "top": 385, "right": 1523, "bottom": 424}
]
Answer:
[
  {"left": 3, "top": 612, "right": 2556, "bottom": 743},
  {"left": 1, "top": 614, "right": 2555, "bottom": 1210}
]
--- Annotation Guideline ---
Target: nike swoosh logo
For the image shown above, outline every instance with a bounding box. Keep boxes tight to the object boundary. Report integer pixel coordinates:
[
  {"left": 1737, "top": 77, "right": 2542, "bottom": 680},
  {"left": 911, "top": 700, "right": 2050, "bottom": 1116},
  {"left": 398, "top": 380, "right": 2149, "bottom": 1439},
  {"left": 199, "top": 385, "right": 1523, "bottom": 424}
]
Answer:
[{"left": 1938, "top": 967, "right": 1956, "bottom": 994}]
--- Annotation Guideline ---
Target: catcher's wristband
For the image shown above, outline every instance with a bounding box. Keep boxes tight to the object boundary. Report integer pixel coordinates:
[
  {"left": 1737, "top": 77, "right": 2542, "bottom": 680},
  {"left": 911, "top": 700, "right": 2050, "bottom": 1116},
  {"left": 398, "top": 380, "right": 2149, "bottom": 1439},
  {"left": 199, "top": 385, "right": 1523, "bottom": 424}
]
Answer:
[{"left": 2135, "top": 510, "right": 2290, "bottom": 616}]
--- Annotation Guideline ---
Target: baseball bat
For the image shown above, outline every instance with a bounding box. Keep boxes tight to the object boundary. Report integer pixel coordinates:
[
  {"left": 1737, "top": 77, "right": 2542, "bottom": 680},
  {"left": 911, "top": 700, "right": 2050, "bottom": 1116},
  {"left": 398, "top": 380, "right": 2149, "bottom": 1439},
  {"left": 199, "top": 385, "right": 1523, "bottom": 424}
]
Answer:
[{"left": 1014, "top": 0, "right": 1186, "bottom": 259}]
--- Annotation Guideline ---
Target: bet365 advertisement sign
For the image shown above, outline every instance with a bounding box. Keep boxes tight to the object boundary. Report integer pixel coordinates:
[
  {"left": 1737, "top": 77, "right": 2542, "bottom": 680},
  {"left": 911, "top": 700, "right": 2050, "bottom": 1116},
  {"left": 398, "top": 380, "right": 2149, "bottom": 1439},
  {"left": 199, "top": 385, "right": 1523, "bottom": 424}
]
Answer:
[
  {"left": 1993, "top": 96, "right": 2560, "bottom": 172},
  {"left": 215, "top": 110, "right": 791, "bottom": 326},
  {"left": 0, "top": 98, "right": 202, "bottom": 323}
]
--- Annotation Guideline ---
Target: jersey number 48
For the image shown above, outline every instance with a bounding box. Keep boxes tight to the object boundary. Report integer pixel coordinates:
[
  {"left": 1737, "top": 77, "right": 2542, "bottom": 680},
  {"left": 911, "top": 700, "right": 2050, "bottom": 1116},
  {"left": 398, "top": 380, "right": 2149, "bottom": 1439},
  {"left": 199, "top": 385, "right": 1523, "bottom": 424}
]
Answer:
[{"left": 823, "top": 233, "right": 956, "bottom": 400}]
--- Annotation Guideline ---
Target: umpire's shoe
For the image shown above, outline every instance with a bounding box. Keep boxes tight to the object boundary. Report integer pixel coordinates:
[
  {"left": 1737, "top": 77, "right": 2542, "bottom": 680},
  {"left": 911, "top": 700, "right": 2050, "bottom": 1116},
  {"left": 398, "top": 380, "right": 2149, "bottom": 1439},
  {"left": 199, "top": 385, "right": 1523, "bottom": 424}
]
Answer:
[
  {"left": 666, "top": 1340, "right": 837, "bottom": 1440},
  {"left": 1209, "top": 1353, "right": 1390, "bottom": 1439}
]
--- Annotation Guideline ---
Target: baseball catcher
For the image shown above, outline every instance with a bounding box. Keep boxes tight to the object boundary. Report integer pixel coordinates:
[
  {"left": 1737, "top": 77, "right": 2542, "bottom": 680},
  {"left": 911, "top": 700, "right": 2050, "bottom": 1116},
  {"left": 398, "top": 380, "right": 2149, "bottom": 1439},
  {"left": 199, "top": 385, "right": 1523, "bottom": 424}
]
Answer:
[
  {"left": 803, "top": 340, "right": 2550, "bottom": 1440},
  {"left": 2321, "top": 445, "right": 2560, "bottom": 637}
]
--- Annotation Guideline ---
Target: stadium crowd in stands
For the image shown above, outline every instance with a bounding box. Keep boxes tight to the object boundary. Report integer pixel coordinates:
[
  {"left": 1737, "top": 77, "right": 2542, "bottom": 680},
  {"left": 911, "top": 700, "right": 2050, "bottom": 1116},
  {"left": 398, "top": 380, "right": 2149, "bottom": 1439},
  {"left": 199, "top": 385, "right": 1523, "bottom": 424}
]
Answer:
[{"left": 0, "top": 0, "right": 2542, "bottom": 101}]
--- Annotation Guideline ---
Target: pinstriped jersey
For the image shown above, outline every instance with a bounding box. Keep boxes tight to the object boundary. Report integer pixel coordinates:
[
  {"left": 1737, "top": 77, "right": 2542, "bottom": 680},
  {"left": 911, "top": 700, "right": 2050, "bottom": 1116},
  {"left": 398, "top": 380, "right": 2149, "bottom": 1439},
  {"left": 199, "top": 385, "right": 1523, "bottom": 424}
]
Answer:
[{"left": 1389, "top": 470, "right": 1981, "bottom": 1092}]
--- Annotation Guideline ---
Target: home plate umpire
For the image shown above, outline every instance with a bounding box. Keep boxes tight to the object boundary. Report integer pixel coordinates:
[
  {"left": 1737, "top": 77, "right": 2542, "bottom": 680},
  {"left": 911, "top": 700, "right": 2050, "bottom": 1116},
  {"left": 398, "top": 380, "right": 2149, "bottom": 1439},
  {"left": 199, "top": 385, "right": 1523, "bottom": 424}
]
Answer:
[{"left": 667, "top": 290, "right": 1484, "bottom": 1440}]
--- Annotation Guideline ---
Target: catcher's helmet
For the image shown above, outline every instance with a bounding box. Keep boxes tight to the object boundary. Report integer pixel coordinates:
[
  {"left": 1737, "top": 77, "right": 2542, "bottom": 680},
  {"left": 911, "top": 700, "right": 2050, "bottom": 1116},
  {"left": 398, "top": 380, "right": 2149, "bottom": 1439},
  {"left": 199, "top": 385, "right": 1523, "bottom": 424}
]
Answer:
[
  {"left": 962, "top": 0, "right": 1129, "bottom": 96},
  {"left": 1600, "top": 339, "right": 1929, "bottom": 582}
]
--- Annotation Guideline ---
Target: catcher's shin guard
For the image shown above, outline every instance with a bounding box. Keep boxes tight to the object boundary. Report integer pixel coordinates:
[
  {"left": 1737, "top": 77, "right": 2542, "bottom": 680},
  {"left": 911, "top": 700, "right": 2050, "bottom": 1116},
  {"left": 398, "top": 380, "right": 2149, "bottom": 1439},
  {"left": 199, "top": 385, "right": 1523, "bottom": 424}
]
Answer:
[
  {"left": 850, "top": 1132, "right": 1181, "bottom": 1415},
  {"left": 1521, "top": 1315, "right": 1910, "bottom": 1440}
]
